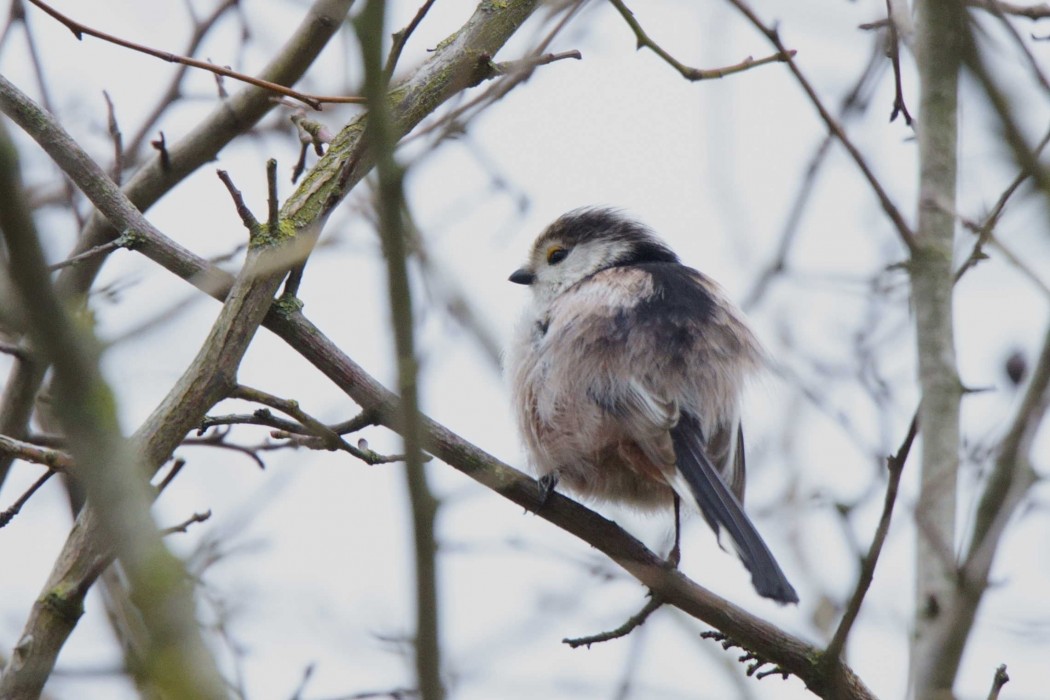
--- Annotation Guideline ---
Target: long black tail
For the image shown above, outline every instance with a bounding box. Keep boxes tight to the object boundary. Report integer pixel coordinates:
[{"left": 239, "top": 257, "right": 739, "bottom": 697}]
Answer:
[{"left": 670, "top": 414, "right": 798, "bottom": 604}]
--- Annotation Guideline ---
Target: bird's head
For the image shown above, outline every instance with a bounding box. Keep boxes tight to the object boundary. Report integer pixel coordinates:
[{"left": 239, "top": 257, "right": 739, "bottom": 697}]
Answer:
[{"left": 509, "top": 207, "right": 679, "bottom": 305}]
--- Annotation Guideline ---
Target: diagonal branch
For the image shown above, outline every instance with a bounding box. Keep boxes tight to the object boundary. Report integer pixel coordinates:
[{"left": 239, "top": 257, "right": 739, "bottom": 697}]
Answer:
[
  {"left": 726, "top": 0, "right": 917, "bottom": 252},
  {"left": 825, "top": 413, "right": 916, "bottom": 660},
  {"left": 25, "top": 0, "right": 365, "bottom": 109}
]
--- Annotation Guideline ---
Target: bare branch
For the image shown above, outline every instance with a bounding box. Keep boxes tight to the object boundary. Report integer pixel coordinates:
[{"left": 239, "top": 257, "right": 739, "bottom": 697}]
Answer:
[
  {"left": 913, "top": 5, "right": 1050, "bottom": 691},
  {"left": 987, "top": 664, "right": 1010, "bottom": 700},
  {"left": 726, "top": 0, "right": 918, "bottom": 252},
  {"left": 0, "top": 5, "right": 548, "bottom": 692},
  {"left": 385, "top": 0, "right": 439, "bottom": 80},
  {"left": 217, "top": 169, "right": 260, "bottom": 232},
  {"left": 101, "top": 90, "right": 123, "bottom": 182},
  {"left": 491, "top": 49, "right": 583, "bottom": 75},
  {"left": 24, "top": 0, "right": 365, "bottom": 110},
  {"left": 608, "top": 0, "right": 793, "bottom": 80},
  {"left": 0, "top": 433, "right": 73, "bottom": 471},
  {"left": 909, "top": 1, "right": 964, "bottom": 694},
  {"left": 261, "top": 308, "right": 878, "bottom": 699},
  {"left": 970, "top": 0, "right": 1050, "bottom": 20},
  {"left": 825, "top": 413, "right": 916, "bottom": 659},
  {"left": 884, "top": 0, "right": 913, "bottom": 125},
  {"left": 563, "top": 594, "right": 664, "bottom": 648},
  {"left": 356, "top": 2, "right": 440, "bottom": 697},
  {"left": 124, "top": 0, "right": 241, "bottom": 160},
  {"left": 228, "top": 385, "right": 402, "bottom": 465},
  {"left": 46, "top": 232, "right": 138, "bottom": 272},
  {"left": 0, "top": 468, "right": 55, "bottom": 529},
  {"left": 161, "top": 510, "right": 213, "bottom": 536}
]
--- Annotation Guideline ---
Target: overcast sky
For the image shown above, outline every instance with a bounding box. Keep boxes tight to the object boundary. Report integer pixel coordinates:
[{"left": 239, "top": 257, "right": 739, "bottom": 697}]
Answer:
[{"left": 2, "top": 1, "right": 1049, "bottom": 698}]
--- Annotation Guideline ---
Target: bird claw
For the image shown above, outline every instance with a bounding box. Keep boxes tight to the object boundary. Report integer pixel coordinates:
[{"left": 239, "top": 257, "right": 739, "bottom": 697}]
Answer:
[{"left": 537, "top": 472, "right": 559, "bottom": 506}]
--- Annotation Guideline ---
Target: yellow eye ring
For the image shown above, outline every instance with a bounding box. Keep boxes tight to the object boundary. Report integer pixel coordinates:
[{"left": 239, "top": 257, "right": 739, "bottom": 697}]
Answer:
[{"left": 546, "top": 246, "right": 568, "bottom": 265}]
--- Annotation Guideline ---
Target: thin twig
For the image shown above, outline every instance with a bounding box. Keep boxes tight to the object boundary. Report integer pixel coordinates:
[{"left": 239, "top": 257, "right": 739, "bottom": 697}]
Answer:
[
  {"left": 102, "top": 90, "right": 123, "bottom": 183},
  {"left": 384, "top": 0, "right": 439, "bottom": 80},
  {"left": 161, "top": 510, "right": 212, "bottom": 536},
  {"left": 0, "top": 341, "right": 29, "bottom": 359},
  {"left": 229, "top": 385, "right": 404, "bottom": 465},
  {"left": 563, "top": 594, "right": 664, "bottom": 648},
  {"left": 150, "top": 130, "right": 171, "bottom": 170},
  {"left": 201, "top": 410, "right": 306, "bottom": 434},
  {"left": 955, "top": 124, "right": 1050, "bottom": 282},
  {"left": 154, "top": 457, "right": 187, "bottom": 495},
  {"left": 987, "top": 664, "right": 1009, "bottom": 700},
  {"left": 266, "top": 158, "right": 279, "bottom": 230},
  {"left": 726, "top": 0, "right": 917, "bottom": 252},
  {"left": 0, "top": 468, "right": 55, "bottom": 528},
  {"left": 608, "top": 0, "right": 793, "bottom": 80},
  {"left": 491, "top": 49, "right": 582, "bottom": 75},
  {"left": 182, "top": 432, "right": 268, "bottom": 470},
  {"left": 825, "top": 413, "right": 917, "bottom": 659},
  {"left": 330, "top": 409, "right": 380, "bottom": 435},
  {"left": 25, "top": 0, "right": 365, "bottom": 110},
  {"left": 124, "top": 0, "right": 240, "bottom": 159},
  {"left": 217, "top": 169, "right": 260, "bottom": 231},
  {"left": 970, "top": 0, "right": 1050, "bottom": 21},
  {"left": 884, "top": 0, "right": 913, "bottom": 125},
  {"left": 47, "top": 232, "right": 137, "bottom": 271}
]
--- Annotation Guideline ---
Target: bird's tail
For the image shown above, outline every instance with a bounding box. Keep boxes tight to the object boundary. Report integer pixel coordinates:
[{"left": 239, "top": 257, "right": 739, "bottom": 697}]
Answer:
[{"left": 670, "top": 415, "right": 798, "bottom": 604}]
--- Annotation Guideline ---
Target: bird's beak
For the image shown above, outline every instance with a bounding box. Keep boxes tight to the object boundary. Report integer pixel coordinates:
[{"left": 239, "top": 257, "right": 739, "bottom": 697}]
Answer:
[{"left": 509, "top": 268, "right": 535, "bottom": 285}]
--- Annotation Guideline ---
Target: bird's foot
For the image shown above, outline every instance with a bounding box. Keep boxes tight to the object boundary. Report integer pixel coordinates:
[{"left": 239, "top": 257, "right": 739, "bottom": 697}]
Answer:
[{"left": 537, "top": 472, "right": 559, "bottom": 507}]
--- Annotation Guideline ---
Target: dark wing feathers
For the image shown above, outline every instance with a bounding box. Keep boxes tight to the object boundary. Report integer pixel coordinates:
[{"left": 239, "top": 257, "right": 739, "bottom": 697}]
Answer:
[{"left": 671, "top": 413, "right": 798, "bottom": 604}]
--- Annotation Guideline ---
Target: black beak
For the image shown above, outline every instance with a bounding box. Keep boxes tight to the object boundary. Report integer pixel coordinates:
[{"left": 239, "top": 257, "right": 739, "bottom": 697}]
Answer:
[{"left": 509, "top": 268, "right": 535, "bottom": 285}]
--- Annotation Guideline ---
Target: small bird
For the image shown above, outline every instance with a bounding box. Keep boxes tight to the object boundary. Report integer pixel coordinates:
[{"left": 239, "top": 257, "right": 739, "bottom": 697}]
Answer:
[{"left": 506, "top": 207, "right": 798, "bottom": 604}]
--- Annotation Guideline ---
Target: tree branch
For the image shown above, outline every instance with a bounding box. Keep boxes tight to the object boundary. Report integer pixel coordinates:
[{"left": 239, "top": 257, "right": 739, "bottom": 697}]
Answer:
[
  {"left": 356, "top": 1, "right": 440, "bottom": 696},
  {"left": 909, "top": 1, "right": 964, "bottom": 696},
  {"left": 726, "top": 0, "right": 917, "bottom": 252},
  {"left": 608, "top": 0, "right": 794, "bottom": 80},
  {"left": 24, "top": 0, "right": 365, "bottom": 110},
  {"left": 825, "top": 413, "right": 916, "bottom": 660}
]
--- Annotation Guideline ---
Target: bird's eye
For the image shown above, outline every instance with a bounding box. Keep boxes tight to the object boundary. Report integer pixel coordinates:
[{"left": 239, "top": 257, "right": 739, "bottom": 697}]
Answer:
[{"left": 546, "top": 246, "right": 568, "bottom": 265}]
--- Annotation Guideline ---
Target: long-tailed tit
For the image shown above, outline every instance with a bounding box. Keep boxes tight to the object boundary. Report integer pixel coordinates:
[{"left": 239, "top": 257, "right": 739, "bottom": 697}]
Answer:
[{"left": 507, "top": 208, "right": 798, "bottom": 604}]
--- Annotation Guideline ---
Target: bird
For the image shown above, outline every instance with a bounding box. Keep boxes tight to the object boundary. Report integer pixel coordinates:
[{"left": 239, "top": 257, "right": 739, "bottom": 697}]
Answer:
[{"left": 506, "top": 207, "right": 798, "bottom": 604}]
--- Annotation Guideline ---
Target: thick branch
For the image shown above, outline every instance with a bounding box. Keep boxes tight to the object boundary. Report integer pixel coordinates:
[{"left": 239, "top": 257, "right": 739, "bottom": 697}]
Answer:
[{"left": 910, "top": 1, "right": 963, "bottom": 697}]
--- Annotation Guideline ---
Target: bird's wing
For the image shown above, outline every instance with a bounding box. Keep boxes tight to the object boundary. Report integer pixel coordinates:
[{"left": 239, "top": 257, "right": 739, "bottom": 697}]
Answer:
[{"left": 564, "top": 264, "right": 795, "bottom": 603}]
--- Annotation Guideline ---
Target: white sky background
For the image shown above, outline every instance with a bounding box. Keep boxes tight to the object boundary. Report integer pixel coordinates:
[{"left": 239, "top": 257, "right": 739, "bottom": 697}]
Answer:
[{"left": 1, "top": 0, "right": 1050, "bottom": 698}]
